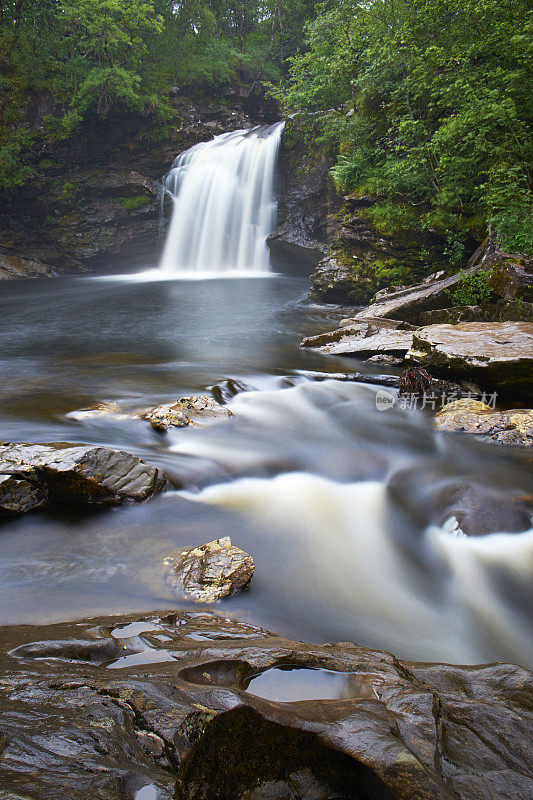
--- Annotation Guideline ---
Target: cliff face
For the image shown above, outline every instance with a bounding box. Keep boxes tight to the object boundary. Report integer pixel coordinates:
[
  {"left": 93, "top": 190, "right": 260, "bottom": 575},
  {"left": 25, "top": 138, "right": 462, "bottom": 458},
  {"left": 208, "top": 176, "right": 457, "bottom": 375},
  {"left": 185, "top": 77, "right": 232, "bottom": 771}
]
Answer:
[
  {"left": 0, "top": 93, "right": 274, "bottom": 279},
  {"left": 268, "top": 131, "right": 340, "bottom": 272}
]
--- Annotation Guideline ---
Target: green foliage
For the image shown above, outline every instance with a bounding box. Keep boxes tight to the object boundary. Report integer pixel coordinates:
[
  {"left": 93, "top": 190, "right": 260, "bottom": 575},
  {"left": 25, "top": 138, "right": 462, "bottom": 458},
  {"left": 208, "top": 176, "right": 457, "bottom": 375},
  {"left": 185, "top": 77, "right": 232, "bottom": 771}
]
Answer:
[
  {"left": 279, "top": 0, "right": 533, "bottom": 253},
  {"left": 449, "top": 268, "right": 495, "bottom": 306},
  {"left": 0, "top": 0, "right": 316, "bottom": 193}
]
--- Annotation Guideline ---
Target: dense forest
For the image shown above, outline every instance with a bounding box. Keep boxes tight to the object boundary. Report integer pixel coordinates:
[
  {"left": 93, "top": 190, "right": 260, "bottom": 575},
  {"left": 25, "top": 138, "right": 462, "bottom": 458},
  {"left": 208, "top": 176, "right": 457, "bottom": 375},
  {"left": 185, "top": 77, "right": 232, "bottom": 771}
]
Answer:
[{"left": 1, "top": 0, "right": 531, "bottom": 255}]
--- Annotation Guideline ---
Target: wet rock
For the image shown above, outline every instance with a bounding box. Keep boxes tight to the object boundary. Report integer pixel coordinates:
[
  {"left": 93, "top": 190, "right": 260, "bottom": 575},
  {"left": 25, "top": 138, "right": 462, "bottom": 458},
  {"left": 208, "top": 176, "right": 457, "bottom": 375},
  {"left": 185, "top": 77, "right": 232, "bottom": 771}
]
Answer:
[
  {"left": 438, "top": 485, "right": 533, "bottom": 536},
  {"left": 0, "top": 442, "right": 167, "bottom": 509},
  {"left": 0, "top": 249, "right": 56, "bottom": 279},
  {"left": 0, "top": 611, "right": 532, "bottom": 800},
  {"left": 269, "top": 123, "right": 339, "bottom": 273},
  {"left": 65, "top": 401, "right": 125, "bottom": 421},
  {"left": 0, "top": 473, "right": 49, "bottom": 515},
  {"left": 301, "top": 317, "right": 414, "bottom": 359},
  {"left": 435, "top": 399, "right": 533, "bottom": 446},
  {"left": 366, "top": 354, "right": 404, "bottom": 365},
  {"left": 165, "top": 537, "right": 254, "bottom": 602},
  {"left": 141, "top": 396, "right": 231, "bottom": 432},
  {"left": 209, "top": 378, "right": 247, "bottom": 405},
  {"left": 406, "top": 321, "right": 533, "bottom": 397},
  {"left": 353, "top": 267, "right": 480, "bottom": 324}
]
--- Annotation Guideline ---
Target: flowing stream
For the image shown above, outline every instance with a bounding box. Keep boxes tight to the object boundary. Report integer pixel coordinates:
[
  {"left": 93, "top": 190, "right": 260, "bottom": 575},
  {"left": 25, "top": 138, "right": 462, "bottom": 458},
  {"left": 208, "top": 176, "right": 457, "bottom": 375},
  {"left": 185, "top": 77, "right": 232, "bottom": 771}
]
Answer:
[{"left": 0, "top": 127, "right": 532, "bottom": 670}]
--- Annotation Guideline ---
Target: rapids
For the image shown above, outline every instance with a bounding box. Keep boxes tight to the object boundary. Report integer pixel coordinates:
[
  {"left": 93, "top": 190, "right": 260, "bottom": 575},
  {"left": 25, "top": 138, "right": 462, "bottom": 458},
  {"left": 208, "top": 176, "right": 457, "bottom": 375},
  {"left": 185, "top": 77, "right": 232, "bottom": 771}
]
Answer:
[{"left": 0, "top": 274, "right": 531, "bottom": 668}]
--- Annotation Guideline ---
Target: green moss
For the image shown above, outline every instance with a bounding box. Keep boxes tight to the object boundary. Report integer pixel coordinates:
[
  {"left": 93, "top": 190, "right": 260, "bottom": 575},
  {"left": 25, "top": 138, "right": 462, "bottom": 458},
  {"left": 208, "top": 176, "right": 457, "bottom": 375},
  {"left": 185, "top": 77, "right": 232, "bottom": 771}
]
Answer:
[{"left": 116, "top": 193, "right": 150, "bottom": 210}]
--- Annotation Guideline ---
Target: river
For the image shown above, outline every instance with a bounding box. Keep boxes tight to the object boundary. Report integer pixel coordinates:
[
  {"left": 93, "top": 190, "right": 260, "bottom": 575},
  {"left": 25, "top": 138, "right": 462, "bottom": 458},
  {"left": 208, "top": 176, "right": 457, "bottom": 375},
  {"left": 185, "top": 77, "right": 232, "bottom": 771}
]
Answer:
[{"left": 0, "top": 271, "right": 532, "bottom": 668}]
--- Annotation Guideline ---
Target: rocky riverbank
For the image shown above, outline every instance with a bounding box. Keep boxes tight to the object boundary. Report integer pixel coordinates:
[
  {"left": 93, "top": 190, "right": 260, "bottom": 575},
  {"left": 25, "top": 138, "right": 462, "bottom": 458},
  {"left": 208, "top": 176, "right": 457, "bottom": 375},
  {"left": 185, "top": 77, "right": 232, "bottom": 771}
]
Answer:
[{"left": 1, "top": 609, "right": 532, "bottom": 800}]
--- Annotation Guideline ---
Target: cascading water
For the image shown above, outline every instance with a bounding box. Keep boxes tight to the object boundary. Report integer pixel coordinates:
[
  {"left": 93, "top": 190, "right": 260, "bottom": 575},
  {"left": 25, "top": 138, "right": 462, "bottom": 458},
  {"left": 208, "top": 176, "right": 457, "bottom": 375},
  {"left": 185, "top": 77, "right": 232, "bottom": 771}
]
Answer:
[{"left": 160, "top": 122, "right": 284, "bottom": 274}]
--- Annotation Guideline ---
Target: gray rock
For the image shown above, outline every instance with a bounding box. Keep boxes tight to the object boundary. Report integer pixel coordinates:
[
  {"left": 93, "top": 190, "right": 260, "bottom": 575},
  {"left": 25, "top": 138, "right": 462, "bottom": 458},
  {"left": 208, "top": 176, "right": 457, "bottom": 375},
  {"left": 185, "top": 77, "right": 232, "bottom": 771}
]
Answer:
[
  {"left": 0, "top": 442, "right": 167, "bottom": 509},
  {"left": 301, "top": 317, "right": 414, "bottom": 359},
  {"left": 0, "top": 249, "right": 56, "bottom": 280},
  {"left": 1, "top": 610, "right": 532, "bottom": 800},
  {"left": 406, "top": 321, "right": 533, "bottom": 397},
  {"left": 0, "top": 473, "right": 49, "bottom": 514},
  {"left": 165, "top": 537, "right": 255, "bottom": 602}
]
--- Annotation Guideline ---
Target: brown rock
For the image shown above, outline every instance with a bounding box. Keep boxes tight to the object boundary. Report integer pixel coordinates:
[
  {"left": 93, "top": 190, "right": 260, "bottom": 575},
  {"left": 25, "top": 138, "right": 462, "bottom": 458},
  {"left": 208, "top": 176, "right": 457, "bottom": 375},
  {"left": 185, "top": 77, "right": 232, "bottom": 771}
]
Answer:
[
  {"left": 1, "top": 611, "right": 532, "bottom": 800},
  {"left": 0, "top": 473, "right": 49, "bottom": 514},
  {"left": 435, "top": 399, "right": 533, "bottom": 446},
  {"left": 165, "top": 537, "right": 255, "bottom": 602}
]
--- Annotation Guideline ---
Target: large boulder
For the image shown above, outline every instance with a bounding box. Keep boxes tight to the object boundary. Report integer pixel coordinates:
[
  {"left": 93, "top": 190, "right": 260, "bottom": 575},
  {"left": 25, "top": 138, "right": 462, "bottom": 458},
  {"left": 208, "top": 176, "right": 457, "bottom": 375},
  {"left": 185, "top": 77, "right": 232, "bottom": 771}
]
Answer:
[
  {"left": 353, "top": 267, "right": 480, "bottom": 324},
  {"left": 351, "top": 238, "right": 533, "bottom": 325},
  {"left": 1, "top": 610, "right": 532, "bottom": 800},
  {"left": 301, "top": 317, "right": 414, "bottom": 359},
  {"left": 0, "top": 442, "right": 167, "bottom": 510},
  {"left": 165, "top": 537, "right": 255, "bottom": 602},
  {"left": 406, "top": 321, "right": 533, "bottom": 397}
]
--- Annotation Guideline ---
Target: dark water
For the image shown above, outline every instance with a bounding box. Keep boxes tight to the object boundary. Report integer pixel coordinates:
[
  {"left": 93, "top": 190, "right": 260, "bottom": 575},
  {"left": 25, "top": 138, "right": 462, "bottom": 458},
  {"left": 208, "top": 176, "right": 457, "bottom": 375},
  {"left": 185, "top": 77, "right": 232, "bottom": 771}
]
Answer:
[{"left": 0, "top": 272, "right": 532, "bottom": 668}]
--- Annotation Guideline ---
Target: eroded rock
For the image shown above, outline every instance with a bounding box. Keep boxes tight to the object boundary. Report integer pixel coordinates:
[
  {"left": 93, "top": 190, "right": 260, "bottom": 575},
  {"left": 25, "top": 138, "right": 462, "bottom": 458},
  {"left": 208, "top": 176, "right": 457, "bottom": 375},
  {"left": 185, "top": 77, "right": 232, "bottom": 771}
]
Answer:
[
  {"left": 0, "top": 442, "right": 167, "bottom": 510},
  {"left": 435, "top": 399, "right": 533, "bottom": 446},
  {"left": 406, "top": 321, "right": 533, "bottom": 397},
  {"left": 165, "top": 537, "right": 254, "bottom": 602},
  {"left": 0, "top": 610, "right": 532, "bottom": 800}
]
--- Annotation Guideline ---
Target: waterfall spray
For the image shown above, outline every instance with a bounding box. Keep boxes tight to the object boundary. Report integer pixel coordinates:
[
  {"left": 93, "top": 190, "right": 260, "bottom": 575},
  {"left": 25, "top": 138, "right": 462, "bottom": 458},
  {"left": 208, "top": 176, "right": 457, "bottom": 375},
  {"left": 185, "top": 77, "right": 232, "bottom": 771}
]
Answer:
[{"left": 160, "top": 122, "right": 284, "bottom": 274}]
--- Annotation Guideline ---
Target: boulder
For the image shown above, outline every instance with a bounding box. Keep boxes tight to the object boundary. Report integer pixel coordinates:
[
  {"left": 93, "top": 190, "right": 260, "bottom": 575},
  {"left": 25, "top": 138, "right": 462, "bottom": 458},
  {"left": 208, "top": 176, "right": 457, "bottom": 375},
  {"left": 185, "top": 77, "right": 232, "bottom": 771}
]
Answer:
[
  {"left": 301, "top": 317, "right": 414, "bottom": 359},
  {"left": 348, "top": 238, "right": 533, "bottom": 325},
  {"left": 0, "top": 442, "right": 167, "bottom": 509},
  {"left": 1, "top": 610, "right": 532, "bottom": 800},
  {"left": 165, "top": 537, "right": 254, "bottom": 602},
  {"left": 353, "top": 266, "right": 480, "bottom": 324},
  {"left": 406, "top": 321, "right": 533, "bottom": 397},
  {"left": 0, "top": 473, "right": 49, "bottom": 515},
  {"left": 435, "top": 399, "right": 533, "bottom": 446},
  {"left": 140, "top": 396, "right": 231, "bottom": 432}
]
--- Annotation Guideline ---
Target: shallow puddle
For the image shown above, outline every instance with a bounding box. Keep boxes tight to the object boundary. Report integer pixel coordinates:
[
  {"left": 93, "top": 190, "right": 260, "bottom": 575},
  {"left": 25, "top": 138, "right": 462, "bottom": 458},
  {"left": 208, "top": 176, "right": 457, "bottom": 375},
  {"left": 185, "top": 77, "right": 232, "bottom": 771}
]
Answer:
[{"left": 243, "top": 666, "right": 366, "bottom": 702}]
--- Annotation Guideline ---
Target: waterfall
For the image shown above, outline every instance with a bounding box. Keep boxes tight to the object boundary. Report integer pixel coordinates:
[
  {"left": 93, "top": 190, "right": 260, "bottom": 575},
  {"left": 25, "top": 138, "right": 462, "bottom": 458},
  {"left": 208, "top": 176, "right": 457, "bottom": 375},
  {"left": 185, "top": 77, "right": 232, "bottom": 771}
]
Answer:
[{"left": 160, "top": 122, "right": 284, "bottom": 275}]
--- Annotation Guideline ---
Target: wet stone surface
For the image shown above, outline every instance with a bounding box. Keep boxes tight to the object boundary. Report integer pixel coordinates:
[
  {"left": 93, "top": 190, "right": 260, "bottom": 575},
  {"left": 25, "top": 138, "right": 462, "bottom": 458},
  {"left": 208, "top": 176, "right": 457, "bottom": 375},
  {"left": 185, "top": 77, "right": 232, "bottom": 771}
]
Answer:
[
  {"left": 164, "top": 537, "right": 255, "bottom": 602},
  {"left": 0, "top": 442, "right": 167, "bottom": 511},
  {"left": 0, "top": 610, "right": 532, "bottom": 800}
]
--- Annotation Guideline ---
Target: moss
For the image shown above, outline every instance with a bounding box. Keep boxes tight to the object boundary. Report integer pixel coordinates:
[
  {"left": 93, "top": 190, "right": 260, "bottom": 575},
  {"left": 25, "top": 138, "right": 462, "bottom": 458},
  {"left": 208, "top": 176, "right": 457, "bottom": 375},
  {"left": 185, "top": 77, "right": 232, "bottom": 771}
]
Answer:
[{"left": 116, "top": 193, "right": 150, "bottom": 210}]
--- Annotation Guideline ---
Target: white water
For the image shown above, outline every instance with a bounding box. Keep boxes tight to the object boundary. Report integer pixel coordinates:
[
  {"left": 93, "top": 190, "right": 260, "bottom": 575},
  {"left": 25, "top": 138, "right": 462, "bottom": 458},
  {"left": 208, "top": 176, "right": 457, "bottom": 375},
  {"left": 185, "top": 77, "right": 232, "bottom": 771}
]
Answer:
[
  {"left": 170, "top": 380, "right": 533, "bottom": 666},
  {"left": 160, "top": 122, "right": 284, "bottom": 274}
]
